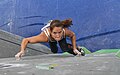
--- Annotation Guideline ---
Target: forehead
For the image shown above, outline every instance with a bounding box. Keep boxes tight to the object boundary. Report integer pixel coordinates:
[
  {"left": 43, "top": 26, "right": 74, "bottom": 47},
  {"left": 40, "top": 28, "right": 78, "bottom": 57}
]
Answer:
[{"left": 52, "top": 27, "right": 63, "bottom": 32}]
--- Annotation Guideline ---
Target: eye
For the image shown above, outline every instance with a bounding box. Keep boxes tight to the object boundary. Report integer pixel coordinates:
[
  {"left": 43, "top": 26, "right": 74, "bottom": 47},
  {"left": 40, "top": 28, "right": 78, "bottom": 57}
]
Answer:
[
  {"left": 53, "top": 32, "right": 57, "bottom": 34},
  {"left": 52, "top": 31, "right": 62, "bottom": 34},
  {"left": 59, "top": 31, "right": 62, "bottom": 33}
]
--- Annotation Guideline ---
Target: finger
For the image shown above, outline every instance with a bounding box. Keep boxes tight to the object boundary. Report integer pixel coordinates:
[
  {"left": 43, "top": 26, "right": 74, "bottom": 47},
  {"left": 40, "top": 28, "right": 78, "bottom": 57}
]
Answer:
[
  {"left": 15, "top": 55, "right": 21, "bottom": 60},
  {"left": 21, "top": 53, "right": 24, "bottom": 57},
  {"left": 15, "top": 53, "right": 21, "bottom": 60}
]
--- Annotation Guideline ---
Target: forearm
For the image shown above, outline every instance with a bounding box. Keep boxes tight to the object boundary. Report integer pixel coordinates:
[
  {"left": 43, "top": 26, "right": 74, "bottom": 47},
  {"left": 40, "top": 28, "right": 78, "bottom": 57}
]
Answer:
[
  {"left": 20, "top": 38, "right": 29, "bottom": 52},
  {"left": 71, "top": 35, "right": 77, "bottom": 50}
]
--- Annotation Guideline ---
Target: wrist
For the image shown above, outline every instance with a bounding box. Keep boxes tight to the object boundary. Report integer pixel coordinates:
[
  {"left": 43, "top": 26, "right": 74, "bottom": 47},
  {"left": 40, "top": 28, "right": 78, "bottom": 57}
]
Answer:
[
  {"left": 73, "top": 48, "right": 77, "bottom": 51},
  {"left": 20, "top": 50, "right": 25, "bottom": 53},
  {"left": 73, "top": 49, "right": 79, "bottom": 52},
  {"left": 73, "top": 49, "right": 81, "bottom": 55}
]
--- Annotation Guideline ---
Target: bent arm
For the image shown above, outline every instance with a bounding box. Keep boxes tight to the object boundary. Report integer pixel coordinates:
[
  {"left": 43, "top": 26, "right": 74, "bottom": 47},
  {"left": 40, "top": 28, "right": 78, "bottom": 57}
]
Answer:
[{"left": 65, "top": 28, "right": 77, "bottom": 50}]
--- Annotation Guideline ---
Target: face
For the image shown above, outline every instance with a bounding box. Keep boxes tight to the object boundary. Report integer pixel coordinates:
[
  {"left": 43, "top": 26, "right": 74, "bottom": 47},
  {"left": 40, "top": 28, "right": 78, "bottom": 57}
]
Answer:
[{"left": 51, "top": 27, "right": 63, "bottom": 41}]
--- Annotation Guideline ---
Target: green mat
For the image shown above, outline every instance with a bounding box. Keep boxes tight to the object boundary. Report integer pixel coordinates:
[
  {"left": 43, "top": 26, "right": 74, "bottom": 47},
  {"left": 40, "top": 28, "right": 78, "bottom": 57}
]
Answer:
[
  {"left": 115, "top": 50, "right": 120, "bottom": 58},
  {"left": 92, "top": 49, "right": 120, "bottom": 58},
  {"left": 93, "top": 49, "right": 119, "bottom": 54},
  {"left": 62, "top": 46, "right": 91, "bottom": 55},
  {"left": 62, "top": 47, "right": 120, "bottom": 58},
  {"left": 80, "top": 46, "right": 91, "bottom": 54}
]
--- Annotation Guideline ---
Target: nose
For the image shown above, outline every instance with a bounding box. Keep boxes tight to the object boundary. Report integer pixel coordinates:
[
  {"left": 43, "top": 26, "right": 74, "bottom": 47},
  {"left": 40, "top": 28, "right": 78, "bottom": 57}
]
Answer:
[{"left": 56, "top": 33, "right": 60, "bottom": 37}]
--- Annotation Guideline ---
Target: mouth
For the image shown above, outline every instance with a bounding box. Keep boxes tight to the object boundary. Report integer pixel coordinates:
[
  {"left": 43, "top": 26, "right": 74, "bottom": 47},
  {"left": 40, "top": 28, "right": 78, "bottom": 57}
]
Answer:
[{"left": 54, "top": 37, "right": 61, "bottom": 41}]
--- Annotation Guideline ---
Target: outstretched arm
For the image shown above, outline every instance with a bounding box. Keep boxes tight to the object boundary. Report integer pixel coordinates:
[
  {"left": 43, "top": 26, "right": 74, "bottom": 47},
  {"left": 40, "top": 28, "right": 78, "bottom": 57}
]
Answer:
[
  {"left": 15, "top": 32, "right": 48, "bottom": 60},
  {"left": 20, "top": 32, "right": 48, "bottom": 52}
]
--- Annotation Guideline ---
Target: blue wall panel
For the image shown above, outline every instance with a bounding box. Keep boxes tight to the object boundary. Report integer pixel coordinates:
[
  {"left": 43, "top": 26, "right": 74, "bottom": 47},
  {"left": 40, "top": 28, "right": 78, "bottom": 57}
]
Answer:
[{"left": 0, "top": 0, "right": 120, "bottom": 52}]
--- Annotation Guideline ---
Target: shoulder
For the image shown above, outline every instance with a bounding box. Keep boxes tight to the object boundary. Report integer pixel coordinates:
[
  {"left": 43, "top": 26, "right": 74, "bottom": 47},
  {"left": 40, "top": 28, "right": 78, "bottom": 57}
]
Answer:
[
  {"left": 64, "top": 28, "right": 74, "bottom": 34},
  {"left": 64, "top": 28, "right": 75, "bottom": 37},
  {"left": 42, "top": 28, "right": 51, "bottom": 36}
]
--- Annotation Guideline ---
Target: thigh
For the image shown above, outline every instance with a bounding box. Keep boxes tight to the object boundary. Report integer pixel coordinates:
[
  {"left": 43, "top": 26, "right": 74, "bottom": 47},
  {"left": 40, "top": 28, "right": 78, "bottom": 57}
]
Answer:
[
  {"left": 49, "top": 41, "right": 58, "bottom": 53},
  {"left": 59, "top": 38, "right": 76, "bottom": 55},
  {"left": 58, "top": 38, "right": 69, "bottom": 52}
]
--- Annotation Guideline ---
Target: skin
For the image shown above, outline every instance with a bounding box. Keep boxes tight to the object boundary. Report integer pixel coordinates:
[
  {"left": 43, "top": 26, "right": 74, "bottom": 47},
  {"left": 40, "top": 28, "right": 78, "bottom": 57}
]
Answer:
[
  {"left": 51, "top": 27, "right": 63, "bottom": 41},
  {"left": 15, "top": 27, "right": 80, "bottom": 60}
]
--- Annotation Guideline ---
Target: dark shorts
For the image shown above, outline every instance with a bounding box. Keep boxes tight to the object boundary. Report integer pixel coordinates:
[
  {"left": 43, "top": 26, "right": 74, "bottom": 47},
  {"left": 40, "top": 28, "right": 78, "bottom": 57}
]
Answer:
[{"left": 48, "top": 38, "right": 76, "bottom": 55}]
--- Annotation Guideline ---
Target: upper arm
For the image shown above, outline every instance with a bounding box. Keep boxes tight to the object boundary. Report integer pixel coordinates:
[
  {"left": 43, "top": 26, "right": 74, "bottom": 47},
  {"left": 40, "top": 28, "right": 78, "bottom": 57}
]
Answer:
[{"left": 26, "top": 32, "right": 48, "bottom": 43}]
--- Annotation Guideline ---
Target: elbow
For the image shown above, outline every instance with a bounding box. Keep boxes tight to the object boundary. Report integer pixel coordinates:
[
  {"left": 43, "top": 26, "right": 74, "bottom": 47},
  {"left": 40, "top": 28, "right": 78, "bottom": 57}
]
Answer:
[
  {"left": 71, "top": 33, "right": 76, "bottom": 38},
  {"left": 22, "top": 38, "right": 29, "bottom": 43},
  {"left": 73, "top": 35, "right": 76, "bottom": 39}
]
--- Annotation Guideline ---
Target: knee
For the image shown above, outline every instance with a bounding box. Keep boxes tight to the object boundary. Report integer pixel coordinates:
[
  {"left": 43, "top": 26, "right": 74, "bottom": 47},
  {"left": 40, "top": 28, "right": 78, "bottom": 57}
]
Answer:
[{"left": 51, "top": 49, "right": 58, "bottom": 53}]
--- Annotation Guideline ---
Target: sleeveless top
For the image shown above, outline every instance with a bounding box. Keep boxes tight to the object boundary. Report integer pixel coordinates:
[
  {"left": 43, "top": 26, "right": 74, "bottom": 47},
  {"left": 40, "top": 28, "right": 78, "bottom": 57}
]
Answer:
[{"left": 43, "top": 28, "right": 66, "bottom": 42}]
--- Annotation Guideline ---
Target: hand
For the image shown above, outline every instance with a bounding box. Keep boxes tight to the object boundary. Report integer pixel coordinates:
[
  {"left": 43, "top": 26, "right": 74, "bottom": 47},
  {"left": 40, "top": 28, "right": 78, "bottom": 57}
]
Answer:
[
  {"left": 73, "top": 49, "right": 81, "bottom": 56},
  {"left": 15, "top": 51, "right": 25, "bottom": 60}
]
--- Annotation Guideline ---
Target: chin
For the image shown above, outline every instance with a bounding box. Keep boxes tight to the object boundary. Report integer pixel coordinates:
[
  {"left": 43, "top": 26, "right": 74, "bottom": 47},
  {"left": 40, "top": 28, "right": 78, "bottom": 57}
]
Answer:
[{"left": 55, "top": 38, "right": 61, "bottom": 41}]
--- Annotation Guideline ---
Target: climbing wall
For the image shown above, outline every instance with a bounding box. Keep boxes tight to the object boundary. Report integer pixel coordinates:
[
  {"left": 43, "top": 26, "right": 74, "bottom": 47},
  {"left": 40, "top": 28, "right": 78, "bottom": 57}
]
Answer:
[{"left": 0, "top": 0, "right": 120, "bottom": 52}]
